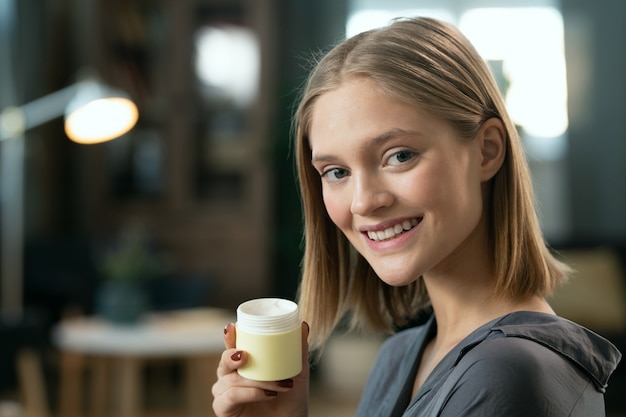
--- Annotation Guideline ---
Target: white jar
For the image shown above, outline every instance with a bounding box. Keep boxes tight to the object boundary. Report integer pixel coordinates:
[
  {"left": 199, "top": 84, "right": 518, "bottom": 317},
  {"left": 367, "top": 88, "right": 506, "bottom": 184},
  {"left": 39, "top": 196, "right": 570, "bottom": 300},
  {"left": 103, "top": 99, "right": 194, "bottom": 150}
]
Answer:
[{"left": 236, "top": 298, "right": 302, "bottom": 381}]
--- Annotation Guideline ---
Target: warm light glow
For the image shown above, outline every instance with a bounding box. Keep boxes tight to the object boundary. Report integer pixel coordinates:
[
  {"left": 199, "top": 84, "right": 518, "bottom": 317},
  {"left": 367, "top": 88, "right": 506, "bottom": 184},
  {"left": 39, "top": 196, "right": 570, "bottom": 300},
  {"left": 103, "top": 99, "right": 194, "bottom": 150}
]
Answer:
[
  {"left": 195, "top": 25, "right": 260, "bottom": 107},
  {"left": 346, "top": 9, "right": 454, "bottom": 38},
  {"left": 459, "top": 7, "right": 568, "bottom": 139},
  {"left": 346, "top": 5, "right": 568, "bottom": 152},
  {"left": 65, "top": 97, "right": 138, "bottom": 144}
]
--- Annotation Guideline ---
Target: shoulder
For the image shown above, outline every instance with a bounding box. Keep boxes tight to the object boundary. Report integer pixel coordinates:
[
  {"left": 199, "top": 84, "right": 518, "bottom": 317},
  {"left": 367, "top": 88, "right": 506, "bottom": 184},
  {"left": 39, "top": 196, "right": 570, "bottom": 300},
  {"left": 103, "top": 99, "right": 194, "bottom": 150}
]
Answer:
[
  {"left": 490, "top": 311, "right": 622, "bottom": 391},
  {"left": 456, "top": 313, "right": 612, "bottom": 395},
  {"left": 439, "top": 334, "right": 604, "bottom": 416},
  {"left": 459, "top": 336, "right": 568, "bottom": 387}
]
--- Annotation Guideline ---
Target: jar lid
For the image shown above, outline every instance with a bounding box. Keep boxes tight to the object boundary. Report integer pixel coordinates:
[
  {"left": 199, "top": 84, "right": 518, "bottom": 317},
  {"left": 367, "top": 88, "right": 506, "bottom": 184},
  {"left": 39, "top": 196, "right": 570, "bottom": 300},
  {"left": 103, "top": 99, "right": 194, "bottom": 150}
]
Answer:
[{"left": 236, "top": 298, "right": 300, "bottom": 333}]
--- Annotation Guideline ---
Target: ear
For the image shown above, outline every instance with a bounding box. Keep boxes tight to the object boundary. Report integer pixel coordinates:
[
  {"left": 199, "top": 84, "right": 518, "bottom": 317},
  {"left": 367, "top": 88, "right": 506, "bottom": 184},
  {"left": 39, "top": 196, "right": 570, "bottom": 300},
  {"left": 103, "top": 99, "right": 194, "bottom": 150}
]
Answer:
[{"left": 477, "top": 118, "right": 506, "bottom": 182}]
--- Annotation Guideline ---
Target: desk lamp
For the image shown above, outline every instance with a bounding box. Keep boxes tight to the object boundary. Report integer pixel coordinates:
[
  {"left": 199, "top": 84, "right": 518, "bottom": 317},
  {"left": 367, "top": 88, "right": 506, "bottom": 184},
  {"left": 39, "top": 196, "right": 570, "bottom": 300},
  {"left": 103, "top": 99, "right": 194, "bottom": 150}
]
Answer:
[
  {"left": 0, "top": 77, "right": 138, "bottom": 143},
  {"left": 0, "top": 76, "right": 138, "bottom": 316}
]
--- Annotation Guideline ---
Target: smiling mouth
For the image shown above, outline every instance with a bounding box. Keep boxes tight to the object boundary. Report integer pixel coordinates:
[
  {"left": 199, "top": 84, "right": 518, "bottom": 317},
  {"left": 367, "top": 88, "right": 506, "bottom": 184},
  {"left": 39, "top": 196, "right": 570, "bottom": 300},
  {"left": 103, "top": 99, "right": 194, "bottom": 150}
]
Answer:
[{"left": 366, "top": 218, "right": 421, "bottom": 241}]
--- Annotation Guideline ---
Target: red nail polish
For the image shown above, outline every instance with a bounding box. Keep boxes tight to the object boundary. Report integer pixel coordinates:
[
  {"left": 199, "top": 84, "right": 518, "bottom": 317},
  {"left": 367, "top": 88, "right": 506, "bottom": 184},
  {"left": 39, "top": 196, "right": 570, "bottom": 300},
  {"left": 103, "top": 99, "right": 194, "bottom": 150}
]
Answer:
[
  {"left": 264, "top": 390, "right": 278, "bottom": 397},
  {"left": 277, "top": 379, "right": 293, "bottom": 388},
  {"left": 230, "top": 351, "right": 242, "bottom": 361},
  {"left": 223, "top": 324, "right": 228, "bottom": 335}
]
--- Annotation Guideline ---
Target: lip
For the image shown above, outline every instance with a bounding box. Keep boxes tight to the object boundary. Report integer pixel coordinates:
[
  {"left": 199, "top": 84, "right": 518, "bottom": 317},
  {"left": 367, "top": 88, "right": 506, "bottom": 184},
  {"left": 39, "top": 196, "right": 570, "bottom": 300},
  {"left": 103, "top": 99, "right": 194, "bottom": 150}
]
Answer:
[
  {"left": 360, "top": 217, "right": 422, "bottom": 251},
  {"left": 359, "top": 216, "right": 421, "bottom": 233}
]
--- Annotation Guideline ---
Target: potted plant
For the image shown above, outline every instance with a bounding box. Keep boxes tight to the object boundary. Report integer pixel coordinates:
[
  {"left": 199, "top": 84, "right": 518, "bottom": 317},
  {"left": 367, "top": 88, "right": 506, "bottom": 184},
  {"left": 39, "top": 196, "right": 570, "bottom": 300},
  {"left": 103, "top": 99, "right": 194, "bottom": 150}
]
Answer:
[{"left": 95, "top": 227, "right": 166, "bottom": 324}]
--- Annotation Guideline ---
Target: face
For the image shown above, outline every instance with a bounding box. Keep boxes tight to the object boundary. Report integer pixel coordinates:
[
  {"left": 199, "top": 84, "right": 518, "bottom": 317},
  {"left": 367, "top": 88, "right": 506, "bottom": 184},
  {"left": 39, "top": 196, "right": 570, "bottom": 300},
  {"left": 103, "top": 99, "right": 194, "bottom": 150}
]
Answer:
[{"left": 309, "top": 78, "right": 488, "bottom": 287}]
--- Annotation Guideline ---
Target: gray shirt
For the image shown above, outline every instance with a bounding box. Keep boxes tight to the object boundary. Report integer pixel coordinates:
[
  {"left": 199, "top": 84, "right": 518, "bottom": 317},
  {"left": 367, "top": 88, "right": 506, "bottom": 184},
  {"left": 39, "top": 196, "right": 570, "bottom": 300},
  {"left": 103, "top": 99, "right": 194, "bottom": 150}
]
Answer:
[{"left": 356, "top": 311, "right": 622, "bottom": 416}]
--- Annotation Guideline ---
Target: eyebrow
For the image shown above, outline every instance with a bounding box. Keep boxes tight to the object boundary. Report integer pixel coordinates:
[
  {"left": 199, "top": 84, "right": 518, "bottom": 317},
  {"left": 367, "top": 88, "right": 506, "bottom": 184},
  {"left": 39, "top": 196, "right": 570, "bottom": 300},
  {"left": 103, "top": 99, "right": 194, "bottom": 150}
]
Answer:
[{"left": 311, "top": 128, "right": 422, "bottom": 164}]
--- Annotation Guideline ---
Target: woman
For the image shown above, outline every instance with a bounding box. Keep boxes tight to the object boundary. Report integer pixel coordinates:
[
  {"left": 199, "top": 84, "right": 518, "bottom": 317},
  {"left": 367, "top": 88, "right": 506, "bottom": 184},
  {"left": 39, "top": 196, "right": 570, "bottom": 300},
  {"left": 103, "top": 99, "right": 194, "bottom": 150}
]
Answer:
[{"left": 212, "top": 17, "right": 621, "bottom": 416}]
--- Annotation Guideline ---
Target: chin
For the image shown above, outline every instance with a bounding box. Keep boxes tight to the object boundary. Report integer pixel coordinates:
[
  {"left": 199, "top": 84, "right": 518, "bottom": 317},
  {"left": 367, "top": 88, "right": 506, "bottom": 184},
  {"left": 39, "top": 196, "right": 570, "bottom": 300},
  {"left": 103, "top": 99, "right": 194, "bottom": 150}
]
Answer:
[{"left": 374, "top": 269, "right": 420, "bottom": 287}]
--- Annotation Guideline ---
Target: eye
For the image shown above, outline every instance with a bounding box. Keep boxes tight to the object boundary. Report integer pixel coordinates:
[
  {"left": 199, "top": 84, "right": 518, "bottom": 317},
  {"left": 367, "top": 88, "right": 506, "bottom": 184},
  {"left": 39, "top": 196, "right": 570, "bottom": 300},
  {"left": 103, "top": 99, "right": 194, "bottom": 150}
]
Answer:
[
  {"left": 387, "top": 150, "right": 416, "bottom": 166},
  {"left": 321, "top": 167, "right": 350, "bottom": 182}
]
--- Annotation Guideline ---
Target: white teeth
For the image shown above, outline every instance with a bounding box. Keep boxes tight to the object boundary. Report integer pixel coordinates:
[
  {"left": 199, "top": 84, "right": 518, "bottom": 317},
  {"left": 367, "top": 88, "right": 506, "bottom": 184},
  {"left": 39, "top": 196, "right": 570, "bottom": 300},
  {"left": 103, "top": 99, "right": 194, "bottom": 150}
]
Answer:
[{"left": 367, "top": 218, "right": 420, "bottom": 241}]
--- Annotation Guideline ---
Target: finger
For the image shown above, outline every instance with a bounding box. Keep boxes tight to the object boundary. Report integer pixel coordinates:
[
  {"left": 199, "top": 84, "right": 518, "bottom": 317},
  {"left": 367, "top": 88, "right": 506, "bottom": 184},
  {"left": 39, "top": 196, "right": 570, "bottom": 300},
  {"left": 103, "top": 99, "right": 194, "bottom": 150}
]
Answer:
[
  {"left": 217, "top": 348, "right": 247, "bottom": 378},
  {"left": 224, "top": 322, "right": 236, "bottom": 349},
  {"left": 216, "top": 349, "right": 296, "bottom": 391},
  {"left": 301, "top": 321, "right": 310, "bottom": 374},
  {"left": 213, "top": 370, "right": 296, "bottom": 409},
  {"left": 302, "top": 321, "right": 309, "bottom": 351},
  {"left": 214, "top": 372, "right": 295, "bottom": 396},
  {"left": 212, "top": 384, "right": 280, "bottom": 415}
]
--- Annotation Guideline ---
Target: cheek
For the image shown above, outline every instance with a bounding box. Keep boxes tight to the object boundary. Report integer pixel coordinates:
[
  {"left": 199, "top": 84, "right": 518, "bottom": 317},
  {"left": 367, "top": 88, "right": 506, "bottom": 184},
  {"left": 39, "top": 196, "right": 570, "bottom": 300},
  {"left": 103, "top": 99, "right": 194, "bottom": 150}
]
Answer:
[
  {"left": 398, "top": 170, "right": 441, "bottom": 207},
  {"left": 444, "top": 170, "right": 485, "bottom": 227},
  {"left": 403, "top": 162, "right": 480, "bottom": 217},
  {"left": 322, "top": 189, "right": 351, "bottom": 230}
]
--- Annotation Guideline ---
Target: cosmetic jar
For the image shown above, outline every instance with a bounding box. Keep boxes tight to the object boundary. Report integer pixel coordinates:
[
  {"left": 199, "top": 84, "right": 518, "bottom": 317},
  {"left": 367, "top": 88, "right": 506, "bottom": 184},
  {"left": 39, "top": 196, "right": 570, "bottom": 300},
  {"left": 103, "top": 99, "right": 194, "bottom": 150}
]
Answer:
[{"left": 236, "top": 298, "right": 302, "bottom": 381}]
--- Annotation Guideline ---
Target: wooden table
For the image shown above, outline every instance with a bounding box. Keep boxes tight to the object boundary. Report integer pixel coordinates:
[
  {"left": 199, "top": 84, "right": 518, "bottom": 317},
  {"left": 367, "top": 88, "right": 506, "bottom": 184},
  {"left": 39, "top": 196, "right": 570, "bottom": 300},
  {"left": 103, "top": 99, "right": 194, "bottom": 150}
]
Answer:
[{"left": 53, "top": 308, "right": 233, "bottom": 417}]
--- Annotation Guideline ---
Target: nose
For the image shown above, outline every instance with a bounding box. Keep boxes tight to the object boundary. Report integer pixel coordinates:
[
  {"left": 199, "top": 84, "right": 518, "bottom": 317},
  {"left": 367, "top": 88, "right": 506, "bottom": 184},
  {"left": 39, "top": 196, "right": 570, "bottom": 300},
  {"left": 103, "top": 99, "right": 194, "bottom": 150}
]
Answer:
[{"left": 350, "top": 173, "right": 393, "bottom": 216}]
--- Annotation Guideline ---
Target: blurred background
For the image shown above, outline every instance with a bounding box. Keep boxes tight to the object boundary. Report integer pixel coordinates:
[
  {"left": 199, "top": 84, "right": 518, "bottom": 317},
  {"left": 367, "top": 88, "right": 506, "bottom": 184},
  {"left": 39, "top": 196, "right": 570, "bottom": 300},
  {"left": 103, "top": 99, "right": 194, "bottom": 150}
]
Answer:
[{"left": 0, "top": 0, "right": 625, "bottom": 416}]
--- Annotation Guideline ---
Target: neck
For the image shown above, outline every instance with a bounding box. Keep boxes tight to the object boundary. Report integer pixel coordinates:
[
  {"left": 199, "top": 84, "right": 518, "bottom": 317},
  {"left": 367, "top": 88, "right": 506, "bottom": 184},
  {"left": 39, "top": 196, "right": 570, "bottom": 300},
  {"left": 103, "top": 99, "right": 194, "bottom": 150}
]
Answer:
[
  {"left": 424, "top": 274, "right": 554, "bottom": 346},
  {"left": 420, "top": 212, "right": 555, "bottom": 344}
]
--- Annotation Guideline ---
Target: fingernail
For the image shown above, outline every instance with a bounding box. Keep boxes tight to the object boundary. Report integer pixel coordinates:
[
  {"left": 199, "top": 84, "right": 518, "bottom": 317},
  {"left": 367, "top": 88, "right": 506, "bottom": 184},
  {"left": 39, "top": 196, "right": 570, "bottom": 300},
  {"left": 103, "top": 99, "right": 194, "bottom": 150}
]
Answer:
[
  {"left": 264, "top": 390, "right": 278, "bottom": 397},
  {"left": 223, "top": 324, "right": 228, "bottom": 335},
  {"left": 277, "top": 379, "right": 293, "bottom": 388},
  {"left": 230, "top": 351, "right": 242, "bottom": 361}
]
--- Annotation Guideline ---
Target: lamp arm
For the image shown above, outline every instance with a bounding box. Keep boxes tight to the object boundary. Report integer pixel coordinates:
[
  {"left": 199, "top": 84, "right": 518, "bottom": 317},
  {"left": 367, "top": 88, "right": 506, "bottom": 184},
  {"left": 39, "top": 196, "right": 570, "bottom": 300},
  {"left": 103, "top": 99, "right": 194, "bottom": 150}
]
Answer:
[{"left": 0, "top": 83, "right": 77, "bottom": 141}]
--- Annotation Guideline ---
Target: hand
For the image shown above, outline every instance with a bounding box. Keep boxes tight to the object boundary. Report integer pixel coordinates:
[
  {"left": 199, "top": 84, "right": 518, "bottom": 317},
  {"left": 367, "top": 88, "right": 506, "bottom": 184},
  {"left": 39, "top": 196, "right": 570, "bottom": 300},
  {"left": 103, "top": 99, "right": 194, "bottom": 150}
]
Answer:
[{"left": 212, "top": 321, "right": 310, "bottom": 417}]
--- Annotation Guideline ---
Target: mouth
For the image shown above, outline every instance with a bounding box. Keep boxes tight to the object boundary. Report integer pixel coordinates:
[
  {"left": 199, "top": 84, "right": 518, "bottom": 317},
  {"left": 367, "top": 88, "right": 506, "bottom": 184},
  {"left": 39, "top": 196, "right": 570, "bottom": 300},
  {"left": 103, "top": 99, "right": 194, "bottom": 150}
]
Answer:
[{"left": 365, "top": 218, "right": 422, "bottom": 242}]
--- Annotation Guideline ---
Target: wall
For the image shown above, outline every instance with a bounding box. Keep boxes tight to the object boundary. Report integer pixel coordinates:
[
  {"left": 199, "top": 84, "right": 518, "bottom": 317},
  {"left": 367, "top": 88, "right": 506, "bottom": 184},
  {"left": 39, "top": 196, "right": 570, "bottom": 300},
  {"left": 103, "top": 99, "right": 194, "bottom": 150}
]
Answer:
[
  {"left": 563, "top": 0, "right": 626, "bottom": 242},
  {"left": 272, "top": 0, "right": 348, "bottom": 300}
]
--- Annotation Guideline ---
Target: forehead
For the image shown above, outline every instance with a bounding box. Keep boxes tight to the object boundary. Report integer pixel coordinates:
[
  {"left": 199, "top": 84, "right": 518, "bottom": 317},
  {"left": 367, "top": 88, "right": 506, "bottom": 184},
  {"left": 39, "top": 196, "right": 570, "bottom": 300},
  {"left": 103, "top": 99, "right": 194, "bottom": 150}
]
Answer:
[{"left": 308, "top": 78, "right": 448, "bottom": 152}]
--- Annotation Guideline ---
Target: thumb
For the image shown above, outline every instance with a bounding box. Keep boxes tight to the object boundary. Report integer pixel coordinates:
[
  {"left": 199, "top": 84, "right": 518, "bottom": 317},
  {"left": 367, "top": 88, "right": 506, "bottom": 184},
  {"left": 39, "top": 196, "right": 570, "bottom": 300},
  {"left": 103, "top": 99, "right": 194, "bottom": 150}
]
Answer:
[
  {"left": 301, "top": 321, "right": 310, "bottom": 375},
  {"left": 223, "top": 322, "right": 236, "bottom": 349}
]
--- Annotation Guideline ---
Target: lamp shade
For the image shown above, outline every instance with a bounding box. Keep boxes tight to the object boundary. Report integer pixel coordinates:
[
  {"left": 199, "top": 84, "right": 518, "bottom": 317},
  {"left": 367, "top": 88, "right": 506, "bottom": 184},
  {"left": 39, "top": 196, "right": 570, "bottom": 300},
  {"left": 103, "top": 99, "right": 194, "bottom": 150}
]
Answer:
[
  {"left": 0, "top": 76, "right": 138, "bottom": 144},
  {"left": 64, "top": 80, "right": 139, "bottom": 144}
]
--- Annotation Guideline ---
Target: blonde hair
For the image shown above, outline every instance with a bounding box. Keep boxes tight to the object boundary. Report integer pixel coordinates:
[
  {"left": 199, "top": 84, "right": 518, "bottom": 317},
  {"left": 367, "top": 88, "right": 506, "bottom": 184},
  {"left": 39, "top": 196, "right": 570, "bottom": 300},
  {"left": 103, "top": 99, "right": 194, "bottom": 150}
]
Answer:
[{"left": 294, "top": 17, "right": 569, "bottom": 350}]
